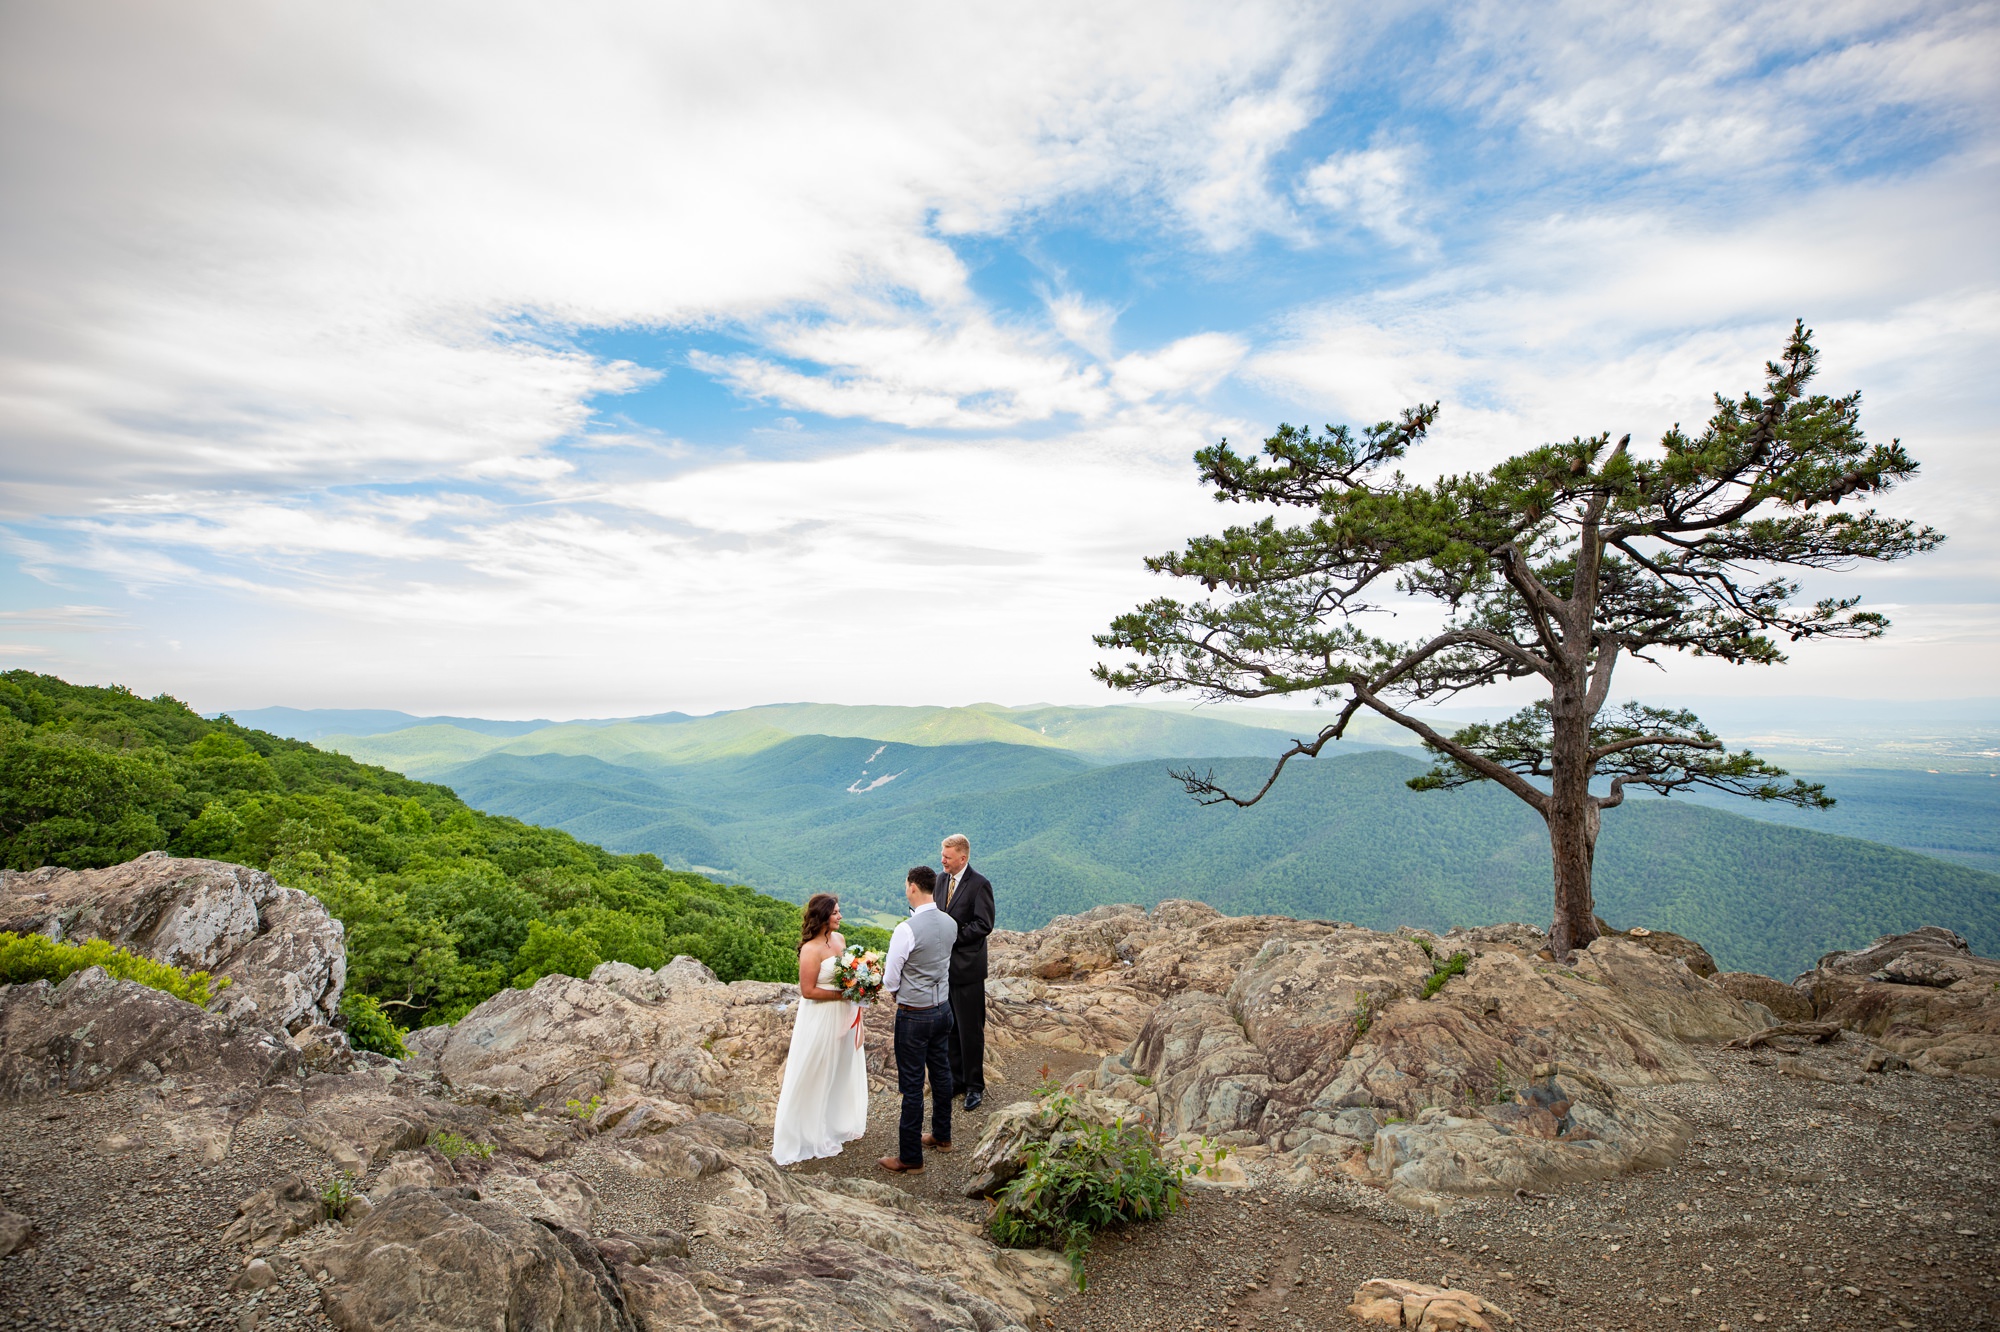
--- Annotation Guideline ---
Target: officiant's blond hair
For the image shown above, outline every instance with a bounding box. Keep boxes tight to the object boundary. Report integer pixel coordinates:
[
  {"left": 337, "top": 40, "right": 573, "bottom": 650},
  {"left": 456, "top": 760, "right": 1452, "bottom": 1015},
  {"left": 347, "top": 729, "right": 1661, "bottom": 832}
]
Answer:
[{"left": 943, "top": 834, "right": 969, "bottom": 853}]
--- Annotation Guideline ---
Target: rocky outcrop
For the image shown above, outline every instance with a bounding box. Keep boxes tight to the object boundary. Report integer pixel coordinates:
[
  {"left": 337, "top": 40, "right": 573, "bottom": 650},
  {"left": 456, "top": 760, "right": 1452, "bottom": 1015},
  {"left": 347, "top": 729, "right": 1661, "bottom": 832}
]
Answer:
[
  {"left": 436, "top": 968, "right": 798, "bottom": 1116},
  {"left": 1606, "top": 925, "right": 1717, "bottom": 978},
  {"left": 316, "top": 1187, "right": 634, "bottom": 1332},
  {"left": 1348, "top": 1278, "right": 1512, "bottom": 1330},
  {"left": 1350, "top": 1065, "right": 1691, "bottom": 1210},
  {"left": 0, "top": 853, "right": 345, "bottom": 1031},
  {"left": 986, "top": 902, "right": 1789, "bottom": 1206},
  {"left": 1797, "top": 927, "right": 2000, "bottom": 1076},
  {"left": 1714, "top": 970, "right": 1814, "bottom": 1022},
  {"left": 1084, "top": 915, "right": 1763, "bottom": 1152},
  {"left": 221, "top": 1175, "right": 327, "bottom": 1253},
  {"left": 0, "top": 966, "right": 299, "bottom": 1098}
]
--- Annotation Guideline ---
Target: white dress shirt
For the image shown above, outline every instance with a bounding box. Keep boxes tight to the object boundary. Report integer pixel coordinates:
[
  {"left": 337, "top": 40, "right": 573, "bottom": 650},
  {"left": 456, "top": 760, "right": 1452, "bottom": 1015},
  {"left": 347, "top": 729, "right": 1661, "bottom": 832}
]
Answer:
[{"left": 882, "top": 901, "right": 940, "bottom": 997}]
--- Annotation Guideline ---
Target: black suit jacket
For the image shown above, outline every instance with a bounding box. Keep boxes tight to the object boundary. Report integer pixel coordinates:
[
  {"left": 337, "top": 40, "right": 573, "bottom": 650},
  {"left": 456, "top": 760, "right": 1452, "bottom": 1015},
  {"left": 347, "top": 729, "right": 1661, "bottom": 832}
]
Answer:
[{"left": 940, "top": 865, "right": 994, "bottom": 983}]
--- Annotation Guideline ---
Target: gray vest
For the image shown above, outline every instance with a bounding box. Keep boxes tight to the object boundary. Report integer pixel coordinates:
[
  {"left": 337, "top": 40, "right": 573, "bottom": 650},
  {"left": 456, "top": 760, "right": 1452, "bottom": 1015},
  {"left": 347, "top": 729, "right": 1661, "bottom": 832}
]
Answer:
[{"left": 897, "top": 907, "right": 956, "bottom": 1008}]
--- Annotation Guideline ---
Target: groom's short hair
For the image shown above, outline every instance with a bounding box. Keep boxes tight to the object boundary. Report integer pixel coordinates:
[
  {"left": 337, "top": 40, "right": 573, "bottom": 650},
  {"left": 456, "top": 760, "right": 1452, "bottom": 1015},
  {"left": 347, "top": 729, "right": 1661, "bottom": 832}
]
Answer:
[{"left": 906, "top": 865, "right": 937, "bottom": 895}]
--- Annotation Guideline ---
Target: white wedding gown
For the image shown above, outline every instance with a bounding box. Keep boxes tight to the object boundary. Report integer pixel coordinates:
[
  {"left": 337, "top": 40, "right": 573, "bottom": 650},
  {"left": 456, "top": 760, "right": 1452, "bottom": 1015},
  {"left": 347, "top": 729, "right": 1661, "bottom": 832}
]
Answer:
[{"left": 770, "top": 954, "right": 869, "bottom": 1165}]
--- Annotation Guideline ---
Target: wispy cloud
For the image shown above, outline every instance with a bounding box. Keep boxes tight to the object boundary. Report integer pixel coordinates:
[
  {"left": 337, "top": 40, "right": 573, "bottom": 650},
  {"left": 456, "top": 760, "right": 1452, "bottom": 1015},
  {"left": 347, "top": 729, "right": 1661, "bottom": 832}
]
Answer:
[{"left": 0, "top": 1, "right": 1993, "bottom": 711}]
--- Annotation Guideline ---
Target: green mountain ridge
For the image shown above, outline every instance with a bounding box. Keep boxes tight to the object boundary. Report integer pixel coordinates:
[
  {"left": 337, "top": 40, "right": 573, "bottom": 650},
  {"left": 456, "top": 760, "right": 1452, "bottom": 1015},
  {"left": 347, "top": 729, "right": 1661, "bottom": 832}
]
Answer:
[
  {"left": 432, "top": 740, "right": 2000, "bottom": 980},
  {"left": 317, "top": 701, "right": 1410, "bottom": 777}
]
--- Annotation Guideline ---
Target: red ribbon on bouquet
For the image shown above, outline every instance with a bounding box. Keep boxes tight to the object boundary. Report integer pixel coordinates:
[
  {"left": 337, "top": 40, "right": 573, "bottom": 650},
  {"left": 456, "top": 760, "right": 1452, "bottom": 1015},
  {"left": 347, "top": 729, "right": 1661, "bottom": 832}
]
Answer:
[{"left": 849, "top": 1005, "right": 864, "bottom": 1050}]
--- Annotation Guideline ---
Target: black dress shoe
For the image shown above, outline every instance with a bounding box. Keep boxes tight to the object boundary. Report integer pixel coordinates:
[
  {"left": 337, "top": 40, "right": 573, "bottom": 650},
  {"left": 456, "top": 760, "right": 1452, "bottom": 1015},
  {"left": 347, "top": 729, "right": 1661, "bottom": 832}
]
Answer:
[{"left": 962, "top": 1090, "right": 983, "bottom": 1110}]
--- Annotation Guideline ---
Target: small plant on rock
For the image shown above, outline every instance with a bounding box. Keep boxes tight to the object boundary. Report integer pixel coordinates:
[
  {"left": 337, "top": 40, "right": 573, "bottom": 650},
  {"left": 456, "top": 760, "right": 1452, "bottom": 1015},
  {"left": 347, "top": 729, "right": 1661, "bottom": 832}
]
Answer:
[
  {"left": 1419, "top": 950, "right": 1470, "bottom": 999},
  {"left": 428, "top": 1130, "right": 492, "bottom": 1161},
  {"left": 564, "top": 1094, "right": 604, "bottom": 1124},
  {"left": 319, "top": 1171, "right": 359, "bottom": 1220},
  {"left": 1491, "top": 1057, "right": 1514, "bottom": 1105},
  {"left": 1352, "top": 990, "right": 1374, "bottom": 1037},
  {"left": 1032, "top": 1062, "right": 1061, "bottom": 1097}
]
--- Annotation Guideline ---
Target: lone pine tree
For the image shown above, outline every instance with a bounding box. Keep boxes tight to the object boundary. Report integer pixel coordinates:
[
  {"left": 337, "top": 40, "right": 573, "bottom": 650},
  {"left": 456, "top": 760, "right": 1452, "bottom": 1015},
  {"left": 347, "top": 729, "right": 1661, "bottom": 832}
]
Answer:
[{"left": 1095, "top": 324, "right": 1943, "bottom": 959}]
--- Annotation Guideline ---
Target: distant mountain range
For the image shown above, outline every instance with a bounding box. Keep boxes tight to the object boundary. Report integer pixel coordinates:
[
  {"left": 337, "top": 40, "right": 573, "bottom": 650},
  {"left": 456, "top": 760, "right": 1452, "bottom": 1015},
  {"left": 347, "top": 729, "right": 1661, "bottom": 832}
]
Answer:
[
  {"left": 230, "top": 700, "right": 2000, "bottom": 980},
  {"left": 287, "top": 700, "right": 1413, "bottom": 769}
]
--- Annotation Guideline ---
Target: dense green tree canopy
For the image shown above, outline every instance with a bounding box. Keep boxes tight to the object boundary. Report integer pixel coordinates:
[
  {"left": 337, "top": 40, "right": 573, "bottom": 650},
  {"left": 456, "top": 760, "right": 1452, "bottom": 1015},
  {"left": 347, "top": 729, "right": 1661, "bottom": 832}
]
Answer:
[{"left": 0, "top": 671, "right": 883, "bottom": 1029}]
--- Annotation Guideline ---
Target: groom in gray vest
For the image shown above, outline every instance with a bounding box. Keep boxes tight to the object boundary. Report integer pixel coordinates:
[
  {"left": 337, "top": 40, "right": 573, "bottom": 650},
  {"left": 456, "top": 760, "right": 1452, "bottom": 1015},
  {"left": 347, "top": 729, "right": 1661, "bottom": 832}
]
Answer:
[{"left": 878, "top": 865, "right": 957, "bottom": 1172}]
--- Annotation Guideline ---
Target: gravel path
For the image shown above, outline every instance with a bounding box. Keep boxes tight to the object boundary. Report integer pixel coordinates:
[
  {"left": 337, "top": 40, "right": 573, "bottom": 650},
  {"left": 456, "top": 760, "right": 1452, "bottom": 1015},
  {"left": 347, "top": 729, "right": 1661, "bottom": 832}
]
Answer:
[{"left": 0, "top": 1090, "right": 336, "bottom": 1331}]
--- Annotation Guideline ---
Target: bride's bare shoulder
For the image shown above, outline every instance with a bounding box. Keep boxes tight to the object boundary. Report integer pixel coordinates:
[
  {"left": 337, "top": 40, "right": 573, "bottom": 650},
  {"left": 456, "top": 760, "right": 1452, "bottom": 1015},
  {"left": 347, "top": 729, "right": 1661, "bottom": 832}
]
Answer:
[{"left": 827, "top": 930, "right": 846, "bottom": 950}]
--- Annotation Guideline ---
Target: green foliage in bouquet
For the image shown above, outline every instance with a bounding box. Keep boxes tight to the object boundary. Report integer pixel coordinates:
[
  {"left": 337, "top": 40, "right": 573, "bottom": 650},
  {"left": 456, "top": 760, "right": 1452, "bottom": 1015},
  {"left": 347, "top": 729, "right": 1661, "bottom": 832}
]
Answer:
[
  {"left": 0, "top": 671, "right": 867, "bottom": 1028},
  {"left": 987, "top": 1091, "right": 1225, "bottom": 1289},
  {"left": 0, "top": 930, "right": 226, "bottom": 1006}
]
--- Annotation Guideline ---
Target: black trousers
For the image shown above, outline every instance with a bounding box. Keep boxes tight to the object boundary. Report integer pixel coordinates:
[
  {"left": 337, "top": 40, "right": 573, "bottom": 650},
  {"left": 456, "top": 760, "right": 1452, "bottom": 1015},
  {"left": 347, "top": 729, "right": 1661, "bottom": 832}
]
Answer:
[
  {"left": 947, "top": 977, "right": 986, "bottom": 1096},
  {"left": 894, "top": 1002, "right": 953, "bottom": 1165}
]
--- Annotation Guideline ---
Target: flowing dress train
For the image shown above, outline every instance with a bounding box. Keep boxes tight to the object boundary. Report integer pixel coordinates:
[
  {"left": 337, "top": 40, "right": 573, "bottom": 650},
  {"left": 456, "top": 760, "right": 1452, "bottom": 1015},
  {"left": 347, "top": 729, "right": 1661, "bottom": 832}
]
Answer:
[{"left": 770, "top": 954, "right": 869, "bottom": 1164}]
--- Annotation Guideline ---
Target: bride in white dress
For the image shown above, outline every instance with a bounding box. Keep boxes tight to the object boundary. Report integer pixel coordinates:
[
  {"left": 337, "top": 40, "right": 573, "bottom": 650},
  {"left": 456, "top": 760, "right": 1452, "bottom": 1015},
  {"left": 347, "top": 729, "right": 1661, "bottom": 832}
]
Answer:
[{"left": 770, "top": 893, "right": 869, "bottom": 1164}]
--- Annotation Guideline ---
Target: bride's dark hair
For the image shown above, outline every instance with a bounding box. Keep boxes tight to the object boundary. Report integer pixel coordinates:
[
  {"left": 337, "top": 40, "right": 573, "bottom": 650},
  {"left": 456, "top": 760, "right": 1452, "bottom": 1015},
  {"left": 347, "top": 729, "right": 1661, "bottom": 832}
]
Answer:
[{"left": 799, "top": 893, "right": 838, "bottom": 946}]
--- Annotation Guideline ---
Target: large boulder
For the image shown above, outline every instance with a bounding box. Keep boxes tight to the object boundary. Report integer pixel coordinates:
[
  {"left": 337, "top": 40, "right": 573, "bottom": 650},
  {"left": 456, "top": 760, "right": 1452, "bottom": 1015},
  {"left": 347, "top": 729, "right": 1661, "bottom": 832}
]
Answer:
[
  {"left": 1352, "top": 1065, "right": 1691, "bottom": 1211},
  {"left": 1797, "top": 927, "right": 2000, "bottom": 1076},
  {"left": 436, "top": 967, "right": 797, "bottom": 1115},
  {"left": 0, "top": 966, "right": 299, "bottom": 1098},
  {"left": 0, "top": 853, "right": 345, "bottom": 1031},
  {"left": 1092, "top": 929, "right": 1766, "bottom": 1151},
  {"left": 315, "top": 1187, "right": 634, "bottom": 1332},
  {"left": 1715, "top": 971, "right": 1814, "bottom": 1023}
]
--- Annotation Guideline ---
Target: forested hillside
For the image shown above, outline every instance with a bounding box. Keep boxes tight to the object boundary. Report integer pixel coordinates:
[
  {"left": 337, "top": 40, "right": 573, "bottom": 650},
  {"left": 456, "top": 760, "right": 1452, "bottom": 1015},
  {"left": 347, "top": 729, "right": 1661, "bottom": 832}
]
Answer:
[
  {"left": 0, "top": 672, "right": 873, "bottom": 1034},
  {"left": 438, "top": 743, "right": 2000, "bottom": 979}
]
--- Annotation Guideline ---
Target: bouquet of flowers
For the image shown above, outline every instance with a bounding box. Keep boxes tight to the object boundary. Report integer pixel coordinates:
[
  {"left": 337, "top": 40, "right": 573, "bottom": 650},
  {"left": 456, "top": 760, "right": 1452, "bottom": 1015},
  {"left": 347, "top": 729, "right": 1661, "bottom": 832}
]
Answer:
[{"left": 832, "top": 943, "right": 886, "bottom": 1002}]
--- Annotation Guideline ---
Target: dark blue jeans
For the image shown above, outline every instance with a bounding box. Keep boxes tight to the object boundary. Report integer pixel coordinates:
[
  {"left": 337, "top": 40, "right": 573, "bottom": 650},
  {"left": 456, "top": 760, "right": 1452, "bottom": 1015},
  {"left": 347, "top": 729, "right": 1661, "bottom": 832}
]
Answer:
[{"left": 894, "top": 1001, "right": 954, "bottom": 1165}]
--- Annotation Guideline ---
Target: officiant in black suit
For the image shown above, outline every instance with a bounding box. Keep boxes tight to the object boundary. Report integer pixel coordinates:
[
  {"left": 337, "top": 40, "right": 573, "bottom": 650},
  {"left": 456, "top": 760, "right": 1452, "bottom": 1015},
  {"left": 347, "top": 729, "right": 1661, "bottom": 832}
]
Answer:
[{"left": 938, "top": 833, "right": 993, "bottom": 1109}]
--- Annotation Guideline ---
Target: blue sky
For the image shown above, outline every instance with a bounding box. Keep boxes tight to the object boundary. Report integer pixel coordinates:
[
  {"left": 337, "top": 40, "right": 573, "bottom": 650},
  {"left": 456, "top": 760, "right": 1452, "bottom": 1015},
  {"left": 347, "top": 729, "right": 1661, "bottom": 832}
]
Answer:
[{"left": 1, "top": 1, "right": 1995, "bottom": 717}]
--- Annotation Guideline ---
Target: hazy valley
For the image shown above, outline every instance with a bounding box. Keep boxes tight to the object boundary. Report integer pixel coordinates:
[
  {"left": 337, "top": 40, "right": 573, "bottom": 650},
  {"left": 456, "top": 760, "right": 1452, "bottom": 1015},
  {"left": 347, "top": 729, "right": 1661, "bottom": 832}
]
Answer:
[{"left": 247, "top": 699, "right": 2000, "bottom": 981}]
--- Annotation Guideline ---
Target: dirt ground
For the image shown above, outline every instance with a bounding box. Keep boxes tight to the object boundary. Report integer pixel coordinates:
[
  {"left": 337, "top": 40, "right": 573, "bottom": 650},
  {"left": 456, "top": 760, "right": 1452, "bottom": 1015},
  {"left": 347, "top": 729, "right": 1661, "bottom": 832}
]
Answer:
[
  {"left": 2, "top": 1034, "right": 1994, "bottom": 1331},
  {"left": 791, "top": 1036, "right": 2000, "bottom": 1332}
]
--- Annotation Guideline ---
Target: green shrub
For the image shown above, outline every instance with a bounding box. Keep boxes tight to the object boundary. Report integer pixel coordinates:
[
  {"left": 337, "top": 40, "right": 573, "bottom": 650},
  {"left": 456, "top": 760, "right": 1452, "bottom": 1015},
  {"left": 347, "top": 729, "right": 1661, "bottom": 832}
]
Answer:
[
  {"left": 0, "top": 931, "right": 226, "bottom": 1006},
  {"left": 987, "top": 1093, "right": 1221, "bottom": 1289},
  {"left": 319, "top": 1172, "right": 359, "bottom": 1220},
  {"left": 339, "top": 990, "right": 408, "bottom": 1059},
  {"left": 428, "top": 1129, "right": 492, "bottom": 1161},
  {"left": 1419, "top": 950, "right": 1470, "bottom": 999}
]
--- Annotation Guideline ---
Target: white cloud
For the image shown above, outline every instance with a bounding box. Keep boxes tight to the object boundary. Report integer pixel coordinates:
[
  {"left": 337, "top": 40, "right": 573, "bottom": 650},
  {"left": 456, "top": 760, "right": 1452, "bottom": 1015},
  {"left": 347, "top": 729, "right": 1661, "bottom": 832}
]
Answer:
[
  {"left": 1300, "top": 146, "right": 1425, "bottom": 248},
  {"left": 2, "top": 0, "right": 1994, "bottom": 712},
  {"left": 0, "top": 1, "right": 1332, "bottom": 516}
]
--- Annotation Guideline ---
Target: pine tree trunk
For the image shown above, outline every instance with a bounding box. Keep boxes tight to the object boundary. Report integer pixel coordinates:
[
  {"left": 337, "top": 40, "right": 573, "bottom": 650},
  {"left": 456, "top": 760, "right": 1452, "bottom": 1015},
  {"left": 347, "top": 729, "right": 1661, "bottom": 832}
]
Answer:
[{"left": 1545, "top": 695, "right": 1602, "bottom": 961}]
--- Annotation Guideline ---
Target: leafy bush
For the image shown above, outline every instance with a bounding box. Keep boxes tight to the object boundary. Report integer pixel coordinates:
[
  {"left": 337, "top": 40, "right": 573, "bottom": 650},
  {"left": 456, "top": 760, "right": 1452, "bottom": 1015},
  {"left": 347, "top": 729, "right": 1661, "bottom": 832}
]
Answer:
[
  {"left": 0, "top": 930, "right": 226, "bottom": 1006},
  {"left": 987, "top": 1093, "right": 1220, "bottom": 1288},
  {"left": 339, "top": 990, "right": 408, "bottom": 1059}
]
